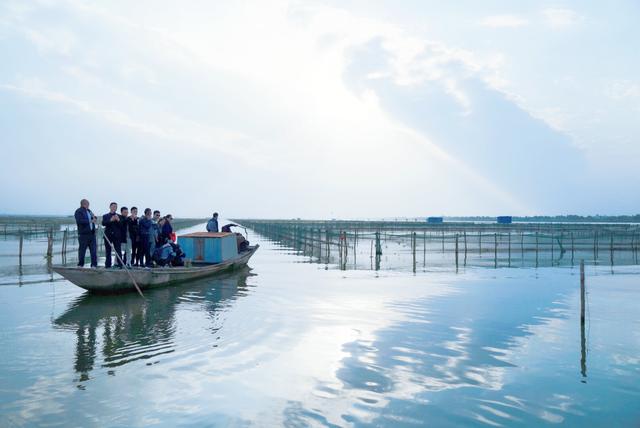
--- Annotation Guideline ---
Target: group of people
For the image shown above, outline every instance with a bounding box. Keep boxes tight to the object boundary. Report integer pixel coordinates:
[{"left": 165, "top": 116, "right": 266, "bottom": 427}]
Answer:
[{"left": 74, "top": 199, "right": 176, "bottom": 268}]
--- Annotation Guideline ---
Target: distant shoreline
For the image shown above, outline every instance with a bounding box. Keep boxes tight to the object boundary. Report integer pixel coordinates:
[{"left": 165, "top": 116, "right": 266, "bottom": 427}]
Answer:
[{"left": 2, "top": 214, "right": 640, "bottom": 224}]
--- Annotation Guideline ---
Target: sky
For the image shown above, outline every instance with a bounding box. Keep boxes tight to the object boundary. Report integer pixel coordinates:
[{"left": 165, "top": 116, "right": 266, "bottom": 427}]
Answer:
[{"left": 1, "top": 0, "right": 638, "bottom": 218}]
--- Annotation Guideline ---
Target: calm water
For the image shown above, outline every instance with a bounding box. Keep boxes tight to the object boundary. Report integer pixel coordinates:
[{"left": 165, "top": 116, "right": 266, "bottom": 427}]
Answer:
[{"left": 1, "top": 228, "right": 639, "bottom": 427}]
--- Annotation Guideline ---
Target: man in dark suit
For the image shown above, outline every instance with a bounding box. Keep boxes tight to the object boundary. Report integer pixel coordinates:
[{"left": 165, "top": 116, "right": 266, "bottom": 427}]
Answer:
[
  {"left": 102, "top": 202, "right": 123, "bottom": 268},
  {"left": 74, "top": 199, "right": 98, "bottom": 267}
]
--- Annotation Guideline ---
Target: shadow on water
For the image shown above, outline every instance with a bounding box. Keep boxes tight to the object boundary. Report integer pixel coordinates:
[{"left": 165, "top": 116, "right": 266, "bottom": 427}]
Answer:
[{"left": 53, "top": 268, "right": 254, "bottom": 385}]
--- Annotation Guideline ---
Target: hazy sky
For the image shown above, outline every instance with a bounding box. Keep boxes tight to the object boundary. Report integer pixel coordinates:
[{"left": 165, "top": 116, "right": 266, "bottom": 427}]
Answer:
[{"left": 1, "top": 1, "right": 638, "bottom": 218}]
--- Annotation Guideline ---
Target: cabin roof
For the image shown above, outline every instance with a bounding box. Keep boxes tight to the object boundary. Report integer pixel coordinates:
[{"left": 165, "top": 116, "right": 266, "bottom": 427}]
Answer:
[{"left": 179, "top": 232, "right": 234, "bottom": 238}]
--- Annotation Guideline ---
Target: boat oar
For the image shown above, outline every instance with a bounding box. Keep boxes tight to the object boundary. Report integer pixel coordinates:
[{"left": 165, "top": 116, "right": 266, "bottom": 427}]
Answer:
[{"left": 100, "top": 225, "right": 144, "bottom": 298}]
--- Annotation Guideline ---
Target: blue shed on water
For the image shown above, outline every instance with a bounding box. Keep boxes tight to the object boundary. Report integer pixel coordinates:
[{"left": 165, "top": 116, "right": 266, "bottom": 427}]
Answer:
[
  {"left": 497, "top": 216, "right": 513, "bottom": 224},
  {"left": 178, "top": 232, "right": 238, "bottom": 263},
  {"left": 427, "top": 217, "right": 444, "bottom": 224}
]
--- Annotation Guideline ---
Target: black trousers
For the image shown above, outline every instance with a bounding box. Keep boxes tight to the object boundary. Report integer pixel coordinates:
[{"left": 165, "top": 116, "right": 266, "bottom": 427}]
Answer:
[
  {"left": 104, "top": 236, "right": 122, "bottom": 268},
  {"left": 140, "top": 235, "right": 152, "bottom": 267},
  {"left": 131, "top": 237, "right": 140, "bottom": 266},
  {"left": 77, "top": 233, "right": 97, "bottom": 267}
]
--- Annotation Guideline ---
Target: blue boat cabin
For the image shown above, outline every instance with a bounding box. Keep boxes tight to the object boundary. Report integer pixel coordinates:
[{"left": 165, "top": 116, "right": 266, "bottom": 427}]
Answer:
[{"left": 178, "top": 232, "right": 239, "bottom": 263}]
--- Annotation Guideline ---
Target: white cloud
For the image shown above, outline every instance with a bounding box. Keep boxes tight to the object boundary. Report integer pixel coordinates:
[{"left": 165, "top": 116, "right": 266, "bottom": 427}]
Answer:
[
  {"left": 480, "top": 15, "right": 528, "bottom": 28},
  {"left": 542, "top": 8, "right": 581, "bottom": 28},
  {"left": 605, "top": 80, "right": 640, "bottom": 100}
]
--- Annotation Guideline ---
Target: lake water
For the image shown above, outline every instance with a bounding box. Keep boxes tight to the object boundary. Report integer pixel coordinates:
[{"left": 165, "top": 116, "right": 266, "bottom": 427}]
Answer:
[{"left": 1, "top": 225, "right": 639, "bottom": 427}]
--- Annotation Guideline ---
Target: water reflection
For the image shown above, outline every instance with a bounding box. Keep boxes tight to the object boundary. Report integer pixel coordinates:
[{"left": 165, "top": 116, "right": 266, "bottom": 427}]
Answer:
[
  {"left": 53, "top": 269, "right": 253, "bottom": 384},
  {"left": 282, "top": 271, "right": 639, "bottom": 427}
]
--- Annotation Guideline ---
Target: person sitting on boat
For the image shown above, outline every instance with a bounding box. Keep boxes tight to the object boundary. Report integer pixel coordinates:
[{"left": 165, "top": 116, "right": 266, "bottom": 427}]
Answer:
[
  {"left": 74, "top": 199, "right": 98, "bottom": 268},
  {"left": 101, "top": 202, "right": 123, "bottom": 268},
  {"left": 118, "top": 206, "right": 132, "bottom": 268},
  {"left": 153, "top": 242, "right": 176, "bottom": 267},
  {"left": 128, "top": 207, "right": 141, "bottom": 267},
  {"left": 206, "top": 212, "right": 219, "bottom": 233},
  {"left": 221, "top": 224, "right": 250, "bottom": 251},
  {"left": 138, "top": 208, "right": 154, "bottom": 267},
  {"left": 221, "top": 223, "right": 238, "bottom": 233}
]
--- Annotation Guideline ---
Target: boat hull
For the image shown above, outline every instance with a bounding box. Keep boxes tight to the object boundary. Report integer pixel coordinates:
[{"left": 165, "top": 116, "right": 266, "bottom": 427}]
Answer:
[{"left": 52, "top": 245, "right": 259, "bottom": 294}]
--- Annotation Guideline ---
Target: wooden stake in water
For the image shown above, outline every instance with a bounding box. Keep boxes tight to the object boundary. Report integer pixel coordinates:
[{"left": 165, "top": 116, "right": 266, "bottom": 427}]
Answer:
[
  {"left": 463, "top": 230, "right": 468, "bottom": 259},
  {"left": 571, "top": 232, "right": 575, "bottom": 264},
  {"left": 610, "top": 234, "right": 614, "bottom": 267},
  {"left": 18, "top": 231, "right": 23, "bottom": 266},
  {"left": 494, "top": 233, "right": 498, "bottom": 268},
  {"left": 412, "top": 232, "right": 416, "bottom": 273},
  {"left": 375, "top": 231, "right": 382, "bottom": 255},
  {"left": 580, "top": 259, "right": 587, "bottom": 379},
  {"left": 455, "top": 233, "right": 459, "bottom": 271},
  {"left": 46, "top": 228, "right": 53, "bottom": 260}
]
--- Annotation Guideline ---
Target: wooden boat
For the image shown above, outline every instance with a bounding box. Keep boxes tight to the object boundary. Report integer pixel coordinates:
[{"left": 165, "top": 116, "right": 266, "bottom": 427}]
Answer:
[{"left": 52, "top": 245, "right": 259, "bottom": 294}]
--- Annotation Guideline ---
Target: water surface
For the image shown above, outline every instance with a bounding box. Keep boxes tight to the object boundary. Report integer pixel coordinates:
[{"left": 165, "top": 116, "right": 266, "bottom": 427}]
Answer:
[{"left": 1, "top": 230, "right": 639, "bottom": 427}]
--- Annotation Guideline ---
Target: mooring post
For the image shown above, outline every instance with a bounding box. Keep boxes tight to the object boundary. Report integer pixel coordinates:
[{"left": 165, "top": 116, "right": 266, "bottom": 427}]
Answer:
[
  {"left": 494, "top": 232, "right": 498, "bottom": 268},
  {"left": 508, "top": 232, "right": 511, "bottom": 267},
  {"left": 479, "top": 231, "right": 482, "bottom": 256},
  {"left": 441, "top": 230, "right": 445, "bottom": 253},
  {"left": 423, "top": 231, "right": 426, "bottom": 266}
]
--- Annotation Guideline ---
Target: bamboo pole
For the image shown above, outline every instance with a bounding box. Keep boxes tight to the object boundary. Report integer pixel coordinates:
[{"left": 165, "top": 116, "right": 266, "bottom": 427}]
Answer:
[
  {"left": 46, "top": 227, "right": 53, "bottom": 260},
  {"left": 18, "top": 231, "right": 23, "bottom": 266},
  {"left": 580, "top": 259, "right": 587, "bottom": 379},
  {"left": 571, "top": 232, "right": 575, "bottom": 264},
  {"left": 412, "top": 232, "right": 416, "bottom": 273},
  {"left": 455, "top": 233, "right": 459, "bottom": 271},
  {"left": 536, "top": 231, "right": 540, "bottom": 267},
  {"left": 610, "top": 233, "right": 614, "bottom": 266}
]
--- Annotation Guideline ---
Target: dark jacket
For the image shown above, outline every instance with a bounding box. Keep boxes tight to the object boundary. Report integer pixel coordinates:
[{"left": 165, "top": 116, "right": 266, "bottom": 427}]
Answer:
[
  {"left": 162, "top": 221, "right": 173, "bottom": 238},
  {"left": 74, "top": 207, "right": 96, "bottom": 235},
  {"left": 118, "top": 215, "right": 130, "bottom": 242},
  {"left": 128, "top": 217, "right": 140, "bottom": 242},
  {"left": 102, "top": 212, "right": 122, "bottom": 241},
  {"left": 139, "top": 217, "right": 153, "bottom": 237}
]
